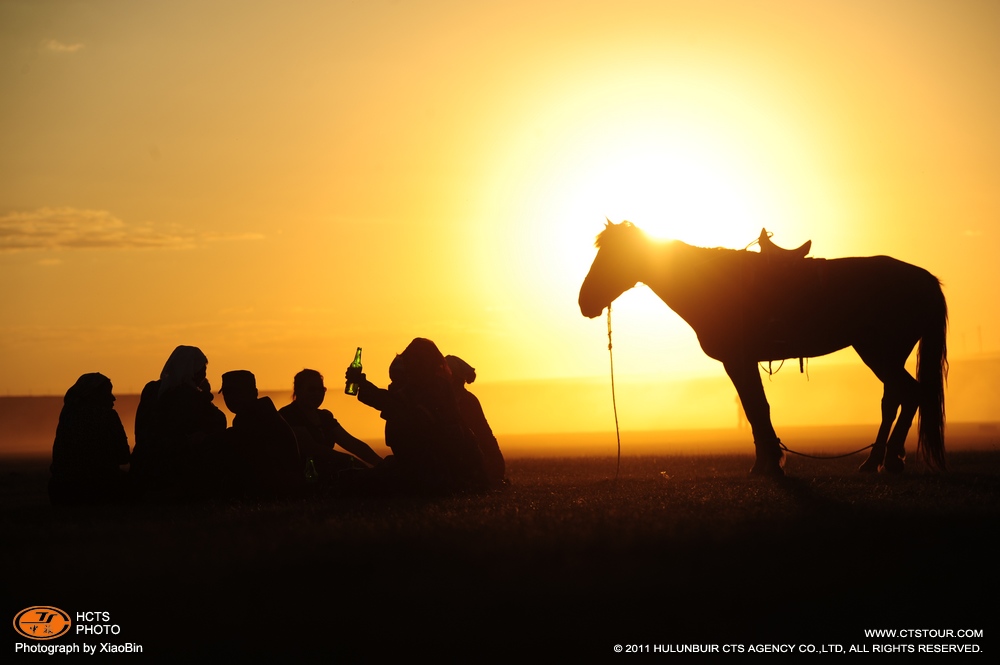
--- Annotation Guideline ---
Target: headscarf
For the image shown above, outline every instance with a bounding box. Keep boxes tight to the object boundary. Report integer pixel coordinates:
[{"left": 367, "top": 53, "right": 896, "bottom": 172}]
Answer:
[
  {"left": 389, "top": 338, "right": 451, "bottom": 386},
  {"left": 444, "top": 355, "right": 476, "bottom": 385},
  {"left": 158, "top": 345, "right": 208, "bottom": 397},
  {"left": 63, "top": 373, "right": 113, "bottom": 409}
]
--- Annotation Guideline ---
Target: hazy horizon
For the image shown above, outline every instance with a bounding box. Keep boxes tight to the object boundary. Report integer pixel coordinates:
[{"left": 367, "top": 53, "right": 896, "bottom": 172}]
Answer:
[
  {"left": 4, "top": 352, "right": 997, "bottom": 458},
  {"left": 3, "top": 1, "right": 1000, "bottom": 414},
  {"left": 3, "top": 1, "right": 1000, "bottom": 452}
]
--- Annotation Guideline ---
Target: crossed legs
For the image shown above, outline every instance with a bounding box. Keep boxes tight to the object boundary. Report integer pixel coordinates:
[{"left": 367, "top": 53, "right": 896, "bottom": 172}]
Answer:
[{"left": 855, "top": 342, "right": 920, "bottom": 473}]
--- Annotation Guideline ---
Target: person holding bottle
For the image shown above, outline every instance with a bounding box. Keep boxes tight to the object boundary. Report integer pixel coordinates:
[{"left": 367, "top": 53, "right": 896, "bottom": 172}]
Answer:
[{"left": 345, "top": 338, "right": 487, "bottom": 493}]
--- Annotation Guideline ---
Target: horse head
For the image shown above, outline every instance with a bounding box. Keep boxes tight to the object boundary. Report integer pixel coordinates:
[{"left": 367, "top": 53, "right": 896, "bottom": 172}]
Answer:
[{"left": 579, "top": 220, "right": 648, "bottom": 319}]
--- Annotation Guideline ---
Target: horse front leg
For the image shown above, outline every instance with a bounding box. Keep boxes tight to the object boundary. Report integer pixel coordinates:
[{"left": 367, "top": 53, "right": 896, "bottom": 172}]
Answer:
[{"left": 723, "top": 360, "right": 784, "bottom": 477}]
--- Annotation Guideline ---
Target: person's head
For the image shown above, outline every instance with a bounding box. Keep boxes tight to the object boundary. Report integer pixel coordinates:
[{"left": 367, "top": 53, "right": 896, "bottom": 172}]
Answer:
[
  {"left": 220, "top": 370, "right": 258, "bottom": 414},
  {"left": 292, "top": 369, "right": 326, "bottom": 410},
  {"left": 445, "top": 355, "right": 476, "bottom": 386},
  {"left": 64, "top": 373, "right": 115, "bottom": 410},
  {"left": 159, "top": 345, "right": 209, "bottom": 396},
  {"left": 389, "top": 338, "right": 450, "bottom": 385}
]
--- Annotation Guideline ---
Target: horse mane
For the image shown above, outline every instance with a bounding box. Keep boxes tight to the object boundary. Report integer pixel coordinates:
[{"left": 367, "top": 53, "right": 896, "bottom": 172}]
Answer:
[
  {"left": 677, "top": 242, "right": 742, "bottom": 257},
  {"left": 594, "top": 220, "right": 643, "bottom": 248},
  {"left": 595, "top": 221, "right": 745, "bottom": 260}
]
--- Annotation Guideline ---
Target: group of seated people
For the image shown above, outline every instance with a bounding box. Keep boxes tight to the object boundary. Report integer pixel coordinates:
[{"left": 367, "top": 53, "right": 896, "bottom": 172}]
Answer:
[{"left": 48, "top": 338, "right": 506, "bottom": 504}]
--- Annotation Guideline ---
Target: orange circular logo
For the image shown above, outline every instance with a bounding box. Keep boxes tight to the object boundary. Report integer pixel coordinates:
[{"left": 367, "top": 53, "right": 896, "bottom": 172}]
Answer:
[{"left": 13, "top": 606, "right": 71, "bottom": 640}]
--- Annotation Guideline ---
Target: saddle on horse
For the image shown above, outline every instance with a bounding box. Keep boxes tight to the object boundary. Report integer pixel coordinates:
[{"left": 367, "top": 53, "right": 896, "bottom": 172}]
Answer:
[
  {"left": 755, "top": 228, "right": 814, "bottom": 373},
  {"left": 757, "top": 228, "right": 811, "bottom": 259}
]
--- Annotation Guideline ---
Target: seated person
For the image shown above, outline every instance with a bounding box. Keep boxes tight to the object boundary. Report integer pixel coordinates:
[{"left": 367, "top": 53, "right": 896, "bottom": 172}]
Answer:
[
  {"left": 220, "top": 370, "right": 302, "bottom": 498},
  {"left": 445, "top": 355, "right": 506, "bottom": 488},
  {"left": 131, "top": 345, "right": 228, "bottom": 496},
  {"left": 278, "top": 369, "right": 382, "bottom": 480},
  {"left": 347, "top": 338, "right": 487, "bottom": 493},
  {"left": 49, "top": 373, "right": 131, "bottom": 505}
]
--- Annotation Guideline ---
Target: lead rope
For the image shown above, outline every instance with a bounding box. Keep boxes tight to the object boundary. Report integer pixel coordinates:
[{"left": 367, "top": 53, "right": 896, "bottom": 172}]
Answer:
[
  {"left": 606, "top": 305, "right": 870, "bottom": 467},
  {"left": 608, "top": 306, "right": 621, "bottom": 481}
]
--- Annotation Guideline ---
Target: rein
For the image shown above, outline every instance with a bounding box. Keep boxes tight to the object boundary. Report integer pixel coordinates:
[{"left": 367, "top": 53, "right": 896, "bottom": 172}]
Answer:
[
  {"left": 607, "top": 306, "right": 621, "bottom": 481},
  {"left": 778, "top": 441, "right": 874, "bottom": 460},
  {"left": 606, "top": 305, "right": 870, "bottom": 467}
]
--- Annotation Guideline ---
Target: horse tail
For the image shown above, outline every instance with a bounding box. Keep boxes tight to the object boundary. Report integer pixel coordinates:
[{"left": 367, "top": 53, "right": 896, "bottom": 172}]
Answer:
[{"left": 916, "top": 278, "right": 948, "bottom": 470}]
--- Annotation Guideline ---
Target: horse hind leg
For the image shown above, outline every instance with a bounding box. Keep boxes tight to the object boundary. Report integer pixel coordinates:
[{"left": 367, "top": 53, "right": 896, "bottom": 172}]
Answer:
[
  {"left": 880, "top": 370, "right": 919, "bottom": 473},
  {"left": 858, "top": 384, "right": 899, "bottom": 472},
  {"left": 855, "top": 341, "right": 920, "bottom": 473}
]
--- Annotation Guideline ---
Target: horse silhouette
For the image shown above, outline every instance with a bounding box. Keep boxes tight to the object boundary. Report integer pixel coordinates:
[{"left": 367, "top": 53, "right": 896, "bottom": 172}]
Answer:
[{"left": 579, "top": 221, "right": 947, "bottom": 476}]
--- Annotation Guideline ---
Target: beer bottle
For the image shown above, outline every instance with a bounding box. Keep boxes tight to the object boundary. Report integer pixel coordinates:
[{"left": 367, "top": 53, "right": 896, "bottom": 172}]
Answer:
[
  {"left": 304, "top": 458, "right": 319, "bottom": 484},
  {"left": 345, "top": 347, "right": 363, "bottom": 395}
]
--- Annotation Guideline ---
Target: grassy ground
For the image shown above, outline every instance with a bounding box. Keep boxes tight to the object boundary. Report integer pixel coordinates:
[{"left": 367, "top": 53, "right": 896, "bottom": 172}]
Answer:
[{"left": 4, "top": 450, "right": 998, "bottom": 659}]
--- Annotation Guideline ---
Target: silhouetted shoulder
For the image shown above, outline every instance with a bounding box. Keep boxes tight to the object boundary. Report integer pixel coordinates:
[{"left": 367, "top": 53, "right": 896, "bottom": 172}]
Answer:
[{"left": 48, "top": 373, "right": 131, "bottom": 505}]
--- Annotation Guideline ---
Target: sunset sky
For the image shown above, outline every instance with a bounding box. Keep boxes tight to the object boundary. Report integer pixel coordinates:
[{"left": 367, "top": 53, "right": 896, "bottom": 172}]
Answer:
[{"left": 2, "top": 1, "right": 998, "bottom": 435}]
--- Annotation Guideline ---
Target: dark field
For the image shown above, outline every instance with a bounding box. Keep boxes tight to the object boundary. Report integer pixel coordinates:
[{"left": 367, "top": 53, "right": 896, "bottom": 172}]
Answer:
[{"left": 4, "top": 448, "right": 998, "bottom": 659}]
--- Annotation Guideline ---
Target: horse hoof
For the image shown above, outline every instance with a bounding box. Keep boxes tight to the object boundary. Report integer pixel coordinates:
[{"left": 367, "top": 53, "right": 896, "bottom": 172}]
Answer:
[
  {"left": 858, "top": 458, "right": 881, "bottom": 473},
  {"left": 879, "top": 457, "right": 905, "bottom": 474},
  {"left": 751, "top": 440, "right": 785, "bottom": 478},
  {"left": 859, "top": 444, "right": 886, "bottom": 472},
  {"left": 749, "top": 460, "right": 785, "bottom": 477}
]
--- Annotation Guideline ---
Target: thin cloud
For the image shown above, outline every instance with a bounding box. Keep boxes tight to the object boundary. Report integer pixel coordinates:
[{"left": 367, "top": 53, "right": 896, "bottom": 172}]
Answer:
[
  {"left": 41, "top": 39, "right": 84, "bottom": 54},
  {"left": 0, "top": 207, "right": 262, "bottom": 252}
]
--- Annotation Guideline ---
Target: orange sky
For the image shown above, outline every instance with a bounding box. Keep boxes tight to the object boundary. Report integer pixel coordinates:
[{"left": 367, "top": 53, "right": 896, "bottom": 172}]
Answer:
[{"left": 2, "top": 1, "right": 999, "bottom": 435}]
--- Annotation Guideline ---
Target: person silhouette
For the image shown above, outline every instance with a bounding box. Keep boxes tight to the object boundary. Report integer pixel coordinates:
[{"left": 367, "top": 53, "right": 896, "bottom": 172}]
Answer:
[
  {"left": 220, "top": 370, "right": 302, "bottom": 498},
  {"left": 445, "top": 355, "right": 505, "bottom": 488},
  {"left": 346, "top": 338, "right": 487, "bottom": 493},
  {"left": 278, "top": 369, "right": 382, "bottom": 481},
  {"left": 48, "top": 373, "right": 131, "bottom": 504},
  {"left": 130, "top": 345, "right": 227, "bottom": 497}
]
